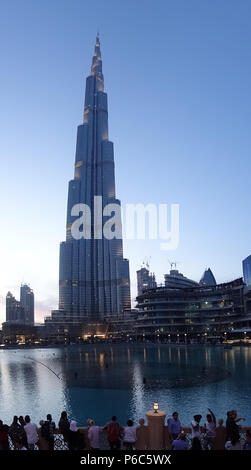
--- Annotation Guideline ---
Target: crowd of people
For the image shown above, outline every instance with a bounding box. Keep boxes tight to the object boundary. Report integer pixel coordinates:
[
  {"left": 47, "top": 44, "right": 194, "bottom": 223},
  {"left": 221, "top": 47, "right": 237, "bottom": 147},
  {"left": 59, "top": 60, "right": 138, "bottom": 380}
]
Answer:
[{"left": 0, "top": 409, "right": 250, "bottom": 451}]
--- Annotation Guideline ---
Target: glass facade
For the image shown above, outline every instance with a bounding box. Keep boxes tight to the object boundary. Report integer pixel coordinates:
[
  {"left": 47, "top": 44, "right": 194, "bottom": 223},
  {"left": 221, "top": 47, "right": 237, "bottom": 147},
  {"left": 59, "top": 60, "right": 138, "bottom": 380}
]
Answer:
[
  {"left": 58, "top": 35, "right": 131, "bottom": 322},
  {"left": 243, "top": 255, "right": 251, "bottom": 286}
]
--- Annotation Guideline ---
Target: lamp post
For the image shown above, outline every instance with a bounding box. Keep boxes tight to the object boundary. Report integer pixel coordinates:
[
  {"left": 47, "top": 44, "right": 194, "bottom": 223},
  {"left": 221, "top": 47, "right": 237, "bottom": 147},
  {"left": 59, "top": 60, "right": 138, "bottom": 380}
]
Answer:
[
  {"left": 146, "top": 404, "right": 166, "bottom": 450},
  {"left": 153, "top": 402, "right": 159, "bottom": 413}
]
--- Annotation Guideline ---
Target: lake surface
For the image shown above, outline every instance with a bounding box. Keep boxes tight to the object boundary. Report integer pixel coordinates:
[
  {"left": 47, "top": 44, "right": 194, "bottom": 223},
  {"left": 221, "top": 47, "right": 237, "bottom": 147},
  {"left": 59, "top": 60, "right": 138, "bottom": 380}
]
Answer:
[{"left": 0, "top": 344, "right": 250, "bottom": 427}]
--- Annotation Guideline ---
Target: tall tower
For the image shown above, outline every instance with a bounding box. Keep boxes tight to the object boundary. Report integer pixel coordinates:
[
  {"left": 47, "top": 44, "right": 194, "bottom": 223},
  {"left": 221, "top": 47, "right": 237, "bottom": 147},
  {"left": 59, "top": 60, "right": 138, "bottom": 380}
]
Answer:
[{"left": 59, "top": 35, "right": 131, "bottom": 322}]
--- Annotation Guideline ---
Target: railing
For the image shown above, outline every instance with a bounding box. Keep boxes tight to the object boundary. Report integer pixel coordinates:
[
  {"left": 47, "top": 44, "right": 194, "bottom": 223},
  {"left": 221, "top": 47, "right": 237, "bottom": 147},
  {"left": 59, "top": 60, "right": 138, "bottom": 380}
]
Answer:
[{"left": 7, "top": 426, "right": 251, "bottom": 450}]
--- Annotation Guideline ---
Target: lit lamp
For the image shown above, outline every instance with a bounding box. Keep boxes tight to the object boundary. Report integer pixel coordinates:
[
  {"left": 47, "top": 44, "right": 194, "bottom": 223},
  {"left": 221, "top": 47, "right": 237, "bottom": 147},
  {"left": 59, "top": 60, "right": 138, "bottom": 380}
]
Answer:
[{"left": 153, "top": 402, "right": 159, "bottom": 414}]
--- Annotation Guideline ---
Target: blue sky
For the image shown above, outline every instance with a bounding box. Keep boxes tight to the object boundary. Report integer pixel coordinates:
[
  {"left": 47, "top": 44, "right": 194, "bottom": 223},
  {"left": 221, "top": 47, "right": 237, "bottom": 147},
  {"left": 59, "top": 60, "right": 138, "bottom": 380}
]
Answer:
[{"left": 0, "top": 0, "right": 250, "bottom": 324}]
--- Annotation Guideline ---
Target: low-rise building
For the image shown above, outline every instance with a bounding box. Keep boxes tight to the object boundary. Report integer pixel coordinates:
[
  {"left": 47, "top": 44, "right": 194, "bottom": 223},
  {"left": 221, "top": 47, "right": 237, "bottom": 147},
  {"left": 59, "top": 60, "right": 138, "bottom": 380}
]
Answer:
[{"left": 135, "top": 277, "right": 246, "bottom": 340}]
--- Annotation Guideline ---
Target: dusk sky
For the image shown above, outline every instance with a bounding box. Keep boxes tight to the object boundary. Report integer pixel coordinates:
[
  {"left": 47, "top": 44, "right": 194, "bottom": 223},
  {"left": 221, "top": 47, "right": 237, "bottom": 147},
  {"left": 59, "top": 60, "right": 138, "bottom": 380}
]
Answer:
[{"left": 0, "top": 0, "right": 251, "bottom": 324}]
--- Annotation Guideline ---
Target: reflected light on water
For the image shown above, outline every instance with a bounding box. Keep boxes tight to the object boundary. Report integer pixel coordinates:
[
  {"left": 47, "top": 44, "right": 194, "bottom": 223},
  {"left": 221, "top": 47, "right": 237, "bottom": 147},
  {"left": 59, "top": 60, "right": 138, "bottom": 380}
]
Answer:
[
  {"left": 131, "top": 362, "right": 144, "bottom": 419},
  {"left": 177, "top": 348, "right": 180, "bottom": 364},
  {"left": 0, "top": 345, "right": 251, "bottom": 427},
  {"left": 158, "top": 348, "right": 161, "bottom": 362},
  {"left": 99, "top": 353, "right": 104, "bottom": 368}
]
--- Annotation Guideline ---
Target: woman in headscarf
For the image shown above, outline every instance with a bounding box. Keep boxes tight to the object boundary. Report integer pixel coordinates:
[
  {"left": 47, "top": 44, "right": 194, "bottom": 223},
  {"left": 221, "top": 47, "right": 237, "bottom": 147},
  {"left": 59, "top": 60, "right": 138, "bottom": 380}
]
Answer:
[{"left": 68, "top": 420, "right": 84, "bottom": 450}]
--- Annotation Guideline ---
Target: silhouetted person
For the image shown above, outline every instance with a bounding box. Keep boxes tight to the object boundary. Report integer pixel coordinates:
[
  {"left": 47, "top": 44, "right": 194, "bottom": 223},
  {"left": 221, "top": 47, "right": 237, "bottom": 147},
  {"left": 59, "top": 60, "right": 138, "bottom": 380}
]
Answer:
[
  {"left": 9, "top": 416, "right": 21, "bottom": 449},
  {"left": 58, "top": 411, "right": 70, "bottom": 442},
  {"left": 41, "top": 414, "right": 55, "bottom": 451},
  {"left": 123, "top": 420, "right": 137, "bottom": 451},
  {"left": 191, "top": 415, "right": 202, "bottom": 449},
  {"left": 0, "top": 420, "right": 9, "bottom": 450},
  {"left": 104, "top": 416, "right": 123, "bottom": 450},
  {"left": 172, "top": 432, "right": 189, "bottom": 450},
  {"left": 18, "top": 416, "right": 28, "bottom": 448},
  {"left": 24, "top": 415, "right": 39, "bottom": 450},
  {"left": 68, "top": 421, "right": 84, "bottom": 450},
  {"left": 214, "top": 419, "right": 226, "bottom": 450},
  {"left": 203, "top": 408, "right": 216, "bottom": 450},
  {"left": 226, "top": 410, "right": 245, "bottom": 444},
  {"left": 168, "top": 412, "right": 182, "bottom": 440}
]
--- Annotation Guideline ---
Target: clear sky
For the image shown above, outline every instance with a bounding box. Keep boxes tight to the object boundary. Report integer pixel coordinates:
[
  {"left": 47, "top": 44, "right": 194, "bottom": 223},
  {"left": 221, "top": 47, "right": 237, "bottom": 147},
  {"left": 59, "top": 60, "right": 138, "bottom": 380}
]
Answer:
[{"left": 0, "top": 0, "right": 250, "bottom": 324}]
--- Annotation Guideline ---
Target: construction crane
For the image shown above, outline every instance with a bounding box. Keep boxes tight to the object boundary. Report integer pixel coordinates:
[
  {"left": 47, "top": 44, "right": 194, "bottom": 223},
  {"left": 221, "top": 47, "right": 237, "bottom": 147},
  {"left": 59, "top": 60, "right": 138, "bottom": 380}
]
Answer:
[
  {"left": 142, "top": 257, "right": 151, "bottom": 270},
  {"left": 168, "top": 259, "right": 177, "bottom": 270}
]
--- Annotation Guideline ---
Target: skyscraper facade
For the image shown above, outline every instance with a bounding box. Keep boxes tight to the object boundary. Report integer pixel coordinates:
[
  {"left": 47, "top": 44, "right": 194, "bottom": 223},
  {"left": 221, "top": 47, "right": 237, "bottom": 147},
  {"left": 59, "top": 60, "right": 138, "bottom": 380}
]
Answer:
[
  {"left": 199, "top": 268, "right": 216, "bottom": 286},
  {"left": 137, "top": 267, "right": 157, "bottom": 296},
  {"left": 243, "top": 255, "right": 251, "bottom": 286},
  {"left": 59, "top": 35, "right": 131, "bottom": 322},
  {"left": 6, "top": 292, "right": 24, "bottom": 323},
  {"left": 20, "top": 284, "right": 34, "bottom": 324}
]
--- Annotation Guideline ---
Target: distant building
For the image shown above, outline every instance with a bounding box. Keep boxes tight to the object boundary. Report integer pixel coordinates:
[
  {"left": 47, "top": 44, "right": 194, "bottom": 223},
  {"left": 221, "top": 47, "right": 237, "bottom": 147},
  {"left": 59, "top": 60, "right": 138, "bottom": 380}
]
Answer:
[
  {"left": 20, "top": 284, "right": 34, "bottom": 325},
  {"left": 164, "top": 269, "right": 199, "bottom": 289},
  {"left": 243, "top": 255, "right": 251, "bottom": 286},
  {"left": 136, "top": 277, "right": 246, "bottom": 338},
  {"left": 6, "top": 292, "right": 24, "bottom": 323},
  {"left": 137, "top": 267, "right": 157, "bottom": 296},
  {"left": 200, "top": 268, "right": 216, "bottom": 286},
  {"left": 6, "top": 285, "right": 34, "bottom": 325}
]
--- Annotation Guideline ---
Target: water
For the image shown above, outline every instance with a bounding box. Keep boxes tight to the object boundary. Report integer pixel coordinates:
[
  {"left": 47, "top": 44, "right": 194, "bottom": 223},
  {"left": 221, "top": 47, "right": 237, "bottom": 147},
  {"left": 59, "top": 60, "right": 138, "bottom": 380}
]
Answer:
[{"left": 0, "top": 344, "right": 250, "bottom": 427}]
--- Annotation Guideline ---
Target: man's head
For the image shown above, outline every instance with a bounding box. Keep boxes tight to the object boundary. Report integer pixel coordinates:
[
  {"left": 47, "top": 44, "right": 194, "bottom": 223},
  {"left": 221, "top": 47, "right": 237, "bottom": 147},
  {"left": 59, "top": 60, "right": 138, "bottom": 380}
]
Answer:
[
  {"left": 111, "top": 416, "right": 117, "bottom": 422},
  {"left": 194, "top": 414, "right": 202, "bottom": 423},
  {"left": 173, "top": 412, "right": 178, "bottom": 421},
  {"left": 47, "top": 414, "right": 52, "bottom": 421},
  {"left": 206, "top": 414, "right": 212, "bottom": 422},
  {"left": 218, "top": 418, "right": 224, "bottom": 426},
  {"left": 127, "top": 420, "right": 134, "bottom": 427},
  {"left": 25, "top": 415, "right": 30, "bottom": 424},
  {"left": 87, "top": 419, "right": 95, "bottom": 427}
]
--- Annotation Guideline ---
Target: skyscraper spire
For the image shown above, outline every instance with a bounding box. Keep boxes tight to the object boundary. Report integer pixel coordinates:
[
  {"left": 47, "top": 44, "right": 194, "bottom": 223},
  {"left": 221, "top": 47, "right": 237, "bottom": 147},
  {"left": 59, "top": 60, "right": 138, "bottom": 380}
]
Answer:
[{"left": 91, "top": 32, "right": 102, "bottom": 77}]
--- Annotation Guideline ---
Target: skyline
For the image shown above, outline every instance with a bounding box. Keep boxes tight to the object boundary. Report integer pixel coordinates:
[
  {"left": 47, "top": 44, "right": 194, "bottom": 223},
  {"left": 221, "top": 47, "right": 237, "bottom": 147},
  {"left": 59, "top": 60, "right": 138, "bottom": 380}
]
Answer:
[{"left": 1, "top": 0, "right": 251, "bottom": 324}]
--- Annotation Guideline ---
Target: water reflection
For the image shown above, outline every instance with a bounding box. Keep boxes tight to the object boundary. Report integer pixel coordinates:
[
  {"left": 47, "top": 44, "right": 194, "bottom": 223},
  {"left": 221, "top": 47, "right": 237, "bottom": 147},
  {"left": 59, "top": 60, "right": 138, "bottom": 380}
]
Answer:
[{"left": 0, "top": 345, "right": 251, "bottom": 426}]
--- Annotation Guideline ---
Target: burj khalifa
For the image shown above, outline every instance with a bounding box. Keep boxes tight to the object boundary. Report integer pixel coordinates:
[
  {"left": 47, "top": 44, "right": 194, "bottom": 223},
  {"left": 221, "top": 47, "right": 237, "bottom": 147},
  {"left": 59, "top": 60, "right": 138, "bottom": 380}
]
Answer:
[{"left": 58, "top": 34, "right": 131, "bottom": 322}]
